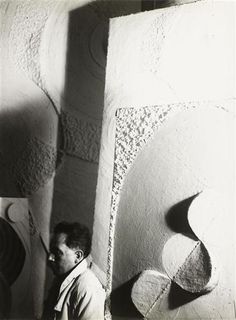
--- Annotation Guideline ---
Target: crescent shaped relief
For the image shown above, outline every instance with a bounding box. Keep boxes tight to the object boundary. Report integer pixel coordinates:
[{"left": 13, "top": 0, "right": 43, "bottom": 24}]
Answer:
[{"left": 131, "top": 190, "right": 223, "bottom": 318}]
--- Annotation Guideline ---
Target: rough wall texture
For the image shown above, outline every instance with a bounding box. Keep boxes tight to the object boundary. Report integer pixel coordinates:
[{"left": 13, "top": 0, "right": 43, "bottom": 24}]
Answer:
[
  {"left": 93, "top": 1, "right": 236, "bottom": 319},
  {"left": 11, "top": 137, "right": 56, "bottom": 196},
  {"left": 8, "top": 0, "right": 55, "bottom": 89},
  {"left": 60, "top": 111, "right": 101, "bottom": 163}
]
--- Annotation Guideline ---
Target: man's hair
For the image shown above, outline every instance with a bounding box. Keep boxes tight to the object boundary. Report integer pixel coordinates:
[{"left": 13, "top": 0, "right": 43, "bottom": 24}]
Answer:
[{"left": 54, "top": 221, "right": 91, "bottom": 258}]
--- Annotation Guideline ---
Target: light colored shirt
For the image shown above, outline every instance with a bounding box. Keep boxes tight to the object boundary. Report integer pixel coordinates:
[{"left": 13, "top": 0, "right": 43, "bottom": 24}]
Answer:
[{"left": 52, "top": 259, "right": 105, "bottom": 320}]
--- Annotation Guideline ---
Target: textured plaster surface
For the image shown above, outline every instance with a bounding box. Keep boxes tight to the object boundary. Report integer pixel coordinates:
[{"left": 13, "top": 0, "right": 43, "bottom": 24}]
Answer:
[
  {"left": 7, "top": 0, "right": 55, "bottom": 89},
  {"left": 11, "top": 137, "right": 56, "bottom": 196},
  {"left": 93, "top": 2, "right": 235, "bottom": 317},
  {"left": 131, "top": 270, "right": 171, "bottom": 317},
  {"left": 172, "top": 241, "right": 212, "bottom": 292},
  {"left": 60, "top": 111, "right": 101, "bottom": 163}
]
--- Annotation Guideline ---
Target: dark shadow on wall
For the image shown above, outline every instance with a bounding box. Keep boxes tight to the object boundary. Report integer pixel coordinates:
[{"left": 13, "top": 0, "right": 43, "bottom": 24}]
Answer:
[
  {"left": 141, "top": 0, "right": 195, "bottom": 10},
  {"left": 0, "top": 108, "right": 29, "bottom": 197},
  {"left": 50, "top": 0, "right": 141, "bottom": 238},
  {"left": 165, "top": 195, "right": 198, "bottom": 239},
  {"left": 0, "top": 103, "right": 57, "bottom": 198},
  {"left": 168, "top": 281, "right": 202, "bottom": 309},
  {"left": 111, "top": 274, "right": 143, "bottom": 318},
  {"left": 0, "top": 218, "right": 26, "bottom": 318},
  {"left": 49, "top": 1, "right": 108, "bottom": 235}
]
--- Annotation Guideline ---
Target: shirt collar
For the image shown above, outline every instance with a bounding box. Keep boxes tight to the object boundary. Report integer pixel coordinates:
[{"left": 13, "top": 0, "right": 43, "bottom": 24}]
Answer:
[
  {"left": 54, "top": 259, "right": 88, "bottom": 312},
  {"left": 60, "top": 259, "right": 88, "bottom": 292}
]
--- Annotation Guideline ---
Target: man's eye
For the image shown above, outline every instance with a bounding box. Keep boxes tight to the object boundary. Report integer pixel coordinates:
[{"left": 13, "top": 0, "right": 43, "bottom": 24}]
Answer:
[
  {"left": 56, "top": 250, "right": 63, "bottom": 257},
  {"left": 51, "top": 249, "right": 62, "bottom": 258}
]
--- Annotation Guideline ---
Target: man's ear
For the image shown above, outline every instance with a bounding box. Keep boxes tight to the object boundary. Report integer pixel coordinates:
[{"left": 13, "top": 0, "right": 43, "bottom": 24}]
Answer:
[{"left": 75, "top": 249, "right": 84, "bottom": 262}]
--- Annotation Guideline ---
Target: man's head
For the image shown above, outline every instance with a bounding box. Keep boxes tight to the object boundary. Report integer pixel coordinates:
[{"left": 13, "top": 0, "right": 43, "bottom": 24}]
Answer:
[{"left": 48, "top": 221, "right": 91, "bottom": 276}]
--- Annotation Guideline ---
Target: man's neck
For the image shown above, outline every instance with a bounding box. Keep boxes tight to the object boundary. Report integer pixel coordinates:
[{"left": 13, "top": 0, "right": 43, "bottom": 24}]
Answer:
[{"left": 57, "top": 257, "right": 86, "bottom": 281}]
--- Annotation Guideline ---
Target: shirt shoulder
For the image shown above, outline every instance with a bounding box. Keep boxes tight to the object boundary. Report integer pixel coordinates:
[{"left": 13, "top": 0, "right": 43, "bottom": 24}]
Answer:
[
  {"left": 71, "top": 268, "right": 105, "bottom": 299},
  {"left": 69, "top": 268, "right": 106, "bottom": 319}
]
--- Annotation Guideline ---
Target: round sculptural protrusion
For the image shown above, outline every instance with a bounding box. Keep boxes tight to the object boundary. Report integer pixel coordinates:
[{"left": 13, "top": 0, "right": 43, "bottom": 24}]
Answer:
[
  {"left": 162, "top": 190, "right": 222, "bottom": 294},
  {"left": 131, "top": 270, "right": 180, "bottom": 319},
  {"left": 162, "top": 235, "right": 218, "bottom": 294},
  {"left": 6, "top": 202, "right": 27, "bottom": 223}
]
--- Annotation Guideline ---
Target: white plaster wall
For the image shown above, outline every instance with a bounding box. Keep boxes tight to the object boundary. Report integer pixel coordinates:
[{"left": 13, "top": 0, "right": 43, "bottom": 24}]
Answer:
[{"left": 93, "top": 0, "right": 236, "bottom": 318}]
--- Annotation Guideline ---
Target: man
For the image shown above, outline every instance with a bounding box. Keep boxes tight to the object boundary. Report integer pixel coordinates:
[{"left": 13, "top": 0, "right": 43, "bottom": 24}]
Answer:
[{"left": 43, "top": 221, "right": 105, "bottom": 320}]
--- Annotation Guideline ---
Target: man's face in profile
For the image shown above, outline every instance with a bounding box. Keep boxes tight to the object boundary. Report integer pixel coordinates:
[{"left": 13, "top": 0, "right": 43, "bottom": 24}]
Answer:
[{"left": 48, "top": 233, "right": 78, "bottom": 276}]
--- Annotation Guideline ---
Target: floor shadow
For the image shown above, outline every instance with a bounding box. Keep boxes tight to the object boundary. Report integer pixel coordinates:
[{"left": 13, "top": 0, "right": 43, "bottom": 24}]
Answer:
[{"left": 111, "top": 275, "right": 143, "bottom": 318}]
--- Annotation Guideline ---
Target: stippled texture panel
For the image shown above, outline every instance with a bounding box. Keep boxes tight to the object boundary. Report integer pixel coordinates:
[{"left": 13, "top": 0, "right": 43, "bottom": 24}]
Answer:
[
  {"left": 8, "top": 0, "right": 55, "bottom": 88},
  {"left": 60, "top": 111, "right": 101, "bottom": 163},
  {"left": 9, "top": 137, "right": 56, "bottom": 196}
]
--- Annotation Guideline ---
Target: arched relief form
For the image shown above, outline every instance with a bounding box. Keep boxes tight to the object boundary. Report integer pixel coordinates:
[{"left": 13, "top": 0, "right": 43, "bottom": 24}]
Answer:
[
  {"left": 109, "top": 101, "right": 235, "bottom": 318},
  {"left": 8, "top": 0, "right": 55, "bottom": 89}
]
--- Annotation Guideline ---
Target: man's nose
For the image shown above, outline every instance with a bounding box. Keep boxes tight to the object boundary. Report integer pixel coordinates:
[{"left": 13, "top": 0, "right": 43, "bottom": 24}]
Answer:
[{"left": 48, "top": 253, "right": 55, "bottom": 262}]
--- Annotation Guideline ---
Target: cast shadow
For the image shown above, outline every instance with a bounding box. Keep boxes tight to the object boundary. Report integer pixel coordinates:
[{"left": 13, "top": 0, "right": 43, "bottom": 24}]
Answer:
[
  {"left": 168, "top": 281, "right": 202, "bottom": 309},
  {"left": 165, "top": 195, "right": 198, "bottom": 239},
  {"left": 165, "top": 195, "right": 207, "bottom": 309},
  {"left": 50, "top": 0, "right": 141, "bottom": 235},
  {"left": 50, "top": 1, "right": 108, "bottom": 233},
  {"left": 111, "top": 275, "right": 143, "bottom": 318},
  {"left": 0, "top": 102, "right": 58, "bottom": 197}
]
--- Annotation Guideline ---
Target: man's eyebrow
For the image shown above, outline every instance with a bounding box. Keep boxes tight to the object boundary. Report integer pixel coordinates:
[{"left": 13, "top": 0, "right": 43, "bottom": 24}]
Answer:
[{"left": 51, "top": 247, "right": 63, "bottom": 254}]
